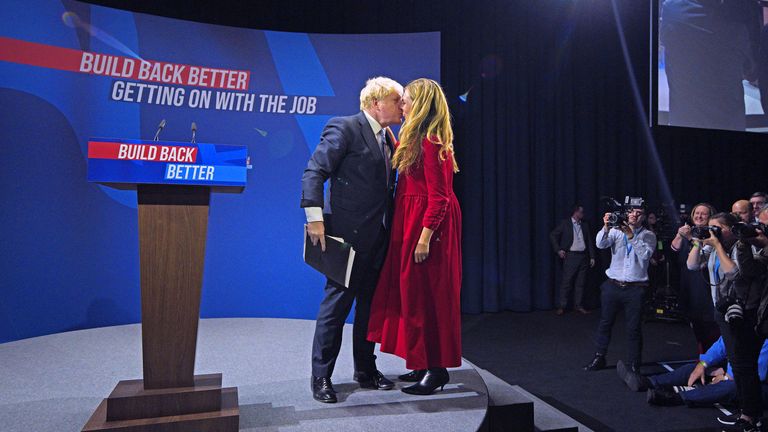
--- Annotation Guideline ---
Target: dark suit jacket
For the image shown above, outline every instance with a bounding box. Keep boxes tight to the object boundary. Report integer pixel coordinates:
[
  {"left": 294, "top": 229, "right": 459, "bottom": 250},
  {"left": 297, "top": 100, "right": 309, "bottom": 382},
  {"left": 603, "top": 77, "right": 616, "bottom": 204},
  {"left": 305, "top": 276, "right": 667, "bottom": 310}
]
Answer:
[
  {"left": 549, "top": 218, "right": 596, "bottom": 260},
  {"left": 301, "top": 111, "right": 396, "bottom": 253}
]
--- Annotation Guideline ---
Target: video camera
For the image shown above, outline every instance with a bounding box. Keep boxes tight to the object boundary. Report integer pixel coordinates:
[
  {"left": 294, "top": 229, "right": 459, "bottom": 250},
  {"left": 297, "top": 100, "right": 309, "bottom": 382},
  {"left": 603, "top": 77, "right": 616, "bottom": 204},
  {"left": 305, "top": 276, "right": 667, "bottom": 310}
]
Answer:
[{"left": 603, "top": 196, "right": 645, "bottom": 228}]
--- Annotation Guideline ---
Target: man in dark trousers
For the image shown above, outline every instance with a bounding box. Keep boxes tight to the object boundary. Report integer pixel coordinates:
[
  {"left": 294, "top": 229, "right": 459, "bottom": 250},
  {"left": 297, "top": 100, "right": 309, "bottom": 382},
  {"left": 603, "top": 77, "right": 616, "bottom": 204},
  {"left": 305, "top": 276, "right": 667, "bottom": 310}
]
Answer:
[
  {"left": 550, "top": 204, "right": 596, "bottom": 315},
  {"left": 301, "top": 77, "right": 403, "bottom": 403}
]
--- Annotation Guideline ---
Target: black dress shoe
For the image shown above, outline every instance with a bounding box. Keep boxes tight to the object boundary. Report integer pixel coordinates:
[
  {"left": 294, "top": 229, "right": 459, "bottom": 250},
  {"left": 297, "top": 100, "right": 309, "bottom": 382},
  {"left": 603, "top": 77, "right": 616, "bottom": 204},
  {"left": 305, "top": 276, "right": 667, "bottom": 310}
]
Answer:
[
  {"left": 402, "top": 368, "right": 449, "bottom": 395},
  {"left": 312, "top": 376, "right": 337, "bottom": 403},
  {"left": 398, "top": 370, "right": 427, "bottom": 382},
  {"left": 617, "top": 360, "right": 652, "bottom": 391},
  {"left": 583, "top": 353, "right": 606, "bottom": 371},
  {"left": 354, "top": 370, "right": 394, "bottom": 390}
]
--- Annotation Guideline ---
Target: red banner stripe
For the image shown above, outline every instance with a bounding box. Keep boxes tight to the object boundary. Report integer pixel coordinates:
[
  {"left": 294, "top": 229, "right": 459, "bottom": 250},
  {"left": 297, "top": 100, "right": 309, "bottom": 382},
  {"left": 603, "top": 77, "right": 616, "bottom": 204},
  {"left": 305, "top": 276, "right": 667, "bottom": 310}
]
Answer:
[{"left": 0, "top": 37, "right": 250, "bottom": 91}]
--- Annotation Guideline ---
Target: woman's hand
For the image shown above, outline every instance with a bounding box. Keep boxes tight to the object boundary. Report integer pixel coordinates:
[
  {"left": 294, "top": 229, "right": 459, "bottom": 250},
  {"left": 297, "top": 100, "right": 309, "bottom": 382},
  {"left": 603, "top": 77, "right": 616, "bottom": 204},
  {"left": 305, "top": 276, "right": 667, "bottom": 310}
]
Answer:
[
  {"left": 415, "top": 242, "right": 430, "bottom": 263},
  {"left": 702, "top": 233, "right": 721, "bottom": 249},
  {"left": 677, "top": 225, "right": 693, "bottom": 241}
]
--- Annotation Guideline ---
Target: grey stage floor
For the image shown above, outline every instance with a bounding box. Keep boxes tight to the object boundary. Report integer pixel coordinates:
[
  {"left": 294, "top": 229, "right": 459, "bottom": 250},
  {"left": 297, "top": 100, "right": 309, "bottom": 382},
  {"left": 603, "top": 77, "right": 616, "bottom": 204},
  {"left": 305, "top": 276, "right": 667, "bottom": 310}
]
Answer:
[{"left": 0, "top": 318, "right": 488, "bottom": 432}]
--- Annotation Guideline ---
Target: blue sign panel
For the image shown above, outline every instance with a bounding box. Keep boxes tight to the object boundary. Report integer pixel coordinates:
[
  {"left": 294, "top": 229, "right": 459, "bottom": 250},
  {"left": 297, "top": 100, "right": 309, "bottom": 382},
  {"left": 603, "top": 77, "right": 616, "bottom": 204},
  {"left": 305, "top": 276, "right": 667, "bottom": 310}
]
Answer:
[{"left": 87, "top": 138, "right": 248, "bottom": 187}]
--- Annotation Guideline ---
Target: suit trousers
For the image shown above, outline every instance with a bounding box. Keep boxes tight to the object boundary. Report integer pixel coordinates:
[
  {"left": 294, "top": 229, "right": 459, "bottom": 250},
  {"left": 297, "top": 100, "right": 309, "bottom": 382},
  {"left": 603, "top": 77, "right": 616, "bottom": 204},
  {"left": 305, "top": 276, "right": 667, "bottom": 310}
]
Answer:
[
  {"left": 559, "top": 251, "right": 589, "bottom": 309},
  {"left": 311, "top": 226, "right": 387, "bottom": 378}
]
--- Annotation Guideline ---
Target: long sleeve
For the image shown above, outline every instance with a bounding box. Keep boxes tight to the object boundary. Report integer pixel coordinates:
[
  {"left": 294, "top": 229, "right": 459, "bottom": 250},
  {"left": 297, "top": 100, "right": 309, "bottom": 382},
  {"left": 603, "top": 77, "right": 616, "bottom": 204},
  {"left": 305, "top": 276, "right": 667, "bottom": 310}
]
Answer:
[
  {"left": 300, "top": 118, "right": 348, "bottom": 208},
  {"left": 596, "top": 228, "right": 614, "bottom": 249},
  {"left": 421, "top": 139, "right": 451, "bottom": 231},
  {"left": 550, "top": 221, "right": 564, "bottom": 253},
  {"left": 629, "top": 231, "right": 656, "bottom": 262},
  {"left": 736, "top": 242, "right": 768, "bottom": 279},
  {"left": 700, "top": 337, "right": 727, "bottom": 367},
  {"left": 758, "top": 341, "right": 768, "bottom": 382}
]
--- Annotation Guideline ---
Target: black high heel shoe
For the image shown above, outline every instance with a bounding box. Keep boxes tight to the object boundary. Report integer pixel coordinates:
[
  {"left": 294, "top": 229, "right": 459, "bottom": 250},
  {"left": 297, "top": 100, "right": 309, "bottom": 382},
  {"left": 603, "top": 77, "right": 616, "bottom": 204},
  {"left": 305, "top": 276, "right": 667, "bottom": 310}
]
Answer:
[
  {"left": 398, "top": 369, "right": 426, "bottom": 382},
  {"left": 401, "top": 368, "right": 449, "bottom": 395}
]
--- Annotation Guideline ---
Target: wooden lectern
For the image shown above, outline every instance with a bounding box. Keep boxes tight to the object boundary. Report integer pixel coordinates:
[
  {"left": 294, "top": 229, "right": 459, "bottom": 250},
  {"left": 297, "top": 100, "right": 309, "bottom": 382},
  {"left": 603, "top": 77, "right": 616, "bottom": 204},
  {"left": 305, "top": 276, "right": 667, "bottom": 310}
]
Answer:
[{"left": 82, "top": 138, "right": 247, "bottom": 432}]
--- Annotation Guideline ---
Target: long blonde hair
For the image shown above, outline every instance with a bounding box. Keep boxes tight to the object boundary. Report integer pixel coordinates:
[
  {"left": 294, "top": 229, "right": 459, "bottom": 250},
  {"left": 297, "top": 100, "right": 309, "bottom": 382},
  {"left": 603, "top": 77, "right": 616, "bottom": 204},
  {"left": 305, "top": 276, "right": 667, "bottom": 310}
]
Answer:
[{"left": 392, "top": 79, "right": 458, "bottom": 174}]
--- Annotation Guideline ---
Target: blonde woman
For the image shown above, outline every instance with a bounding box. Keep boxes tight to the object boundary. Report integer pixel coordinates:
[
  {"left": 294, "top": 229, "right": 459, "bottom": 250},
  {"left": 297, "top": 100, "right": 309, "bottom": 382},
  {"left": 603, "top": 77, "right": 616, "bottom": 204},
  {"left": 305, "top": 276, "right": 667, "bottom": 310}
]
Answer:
[{"left": 367, "top": 79, "right": 462, "bottom": 395}]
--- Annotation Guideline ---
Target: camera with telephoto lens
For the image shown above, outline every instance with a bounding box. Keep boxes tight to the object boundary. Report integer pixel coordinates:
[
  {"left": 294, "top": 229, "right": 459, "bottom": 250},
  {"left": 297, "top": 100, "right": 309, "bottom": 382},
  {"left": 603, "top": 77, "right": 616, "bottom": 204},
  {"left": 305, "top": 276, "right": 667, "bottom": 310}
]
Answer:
[
  {"left": 716, "top": 296, "right": 744, "bottom": 326},
  {"left": 603, "top": 196, "right": 645, "bottom": 228},
  {"left": 691, "top": 225, "right": 722, "bottom": 240},
  {"left": 731, "top": 222, "right": 767, "bottom": 240}
]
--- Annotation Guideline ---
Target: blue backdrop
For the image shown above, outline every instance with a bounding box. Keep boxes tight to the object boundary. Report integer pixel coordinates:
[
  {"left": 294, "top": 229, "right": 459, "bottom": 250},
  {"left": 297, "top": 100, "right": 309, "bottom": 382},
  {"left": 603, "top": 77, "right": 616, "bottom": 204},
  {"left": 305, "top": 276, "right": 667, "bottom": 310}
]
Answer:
[{"left": 0, "top": 0, "right": 439, "bottom": 343}]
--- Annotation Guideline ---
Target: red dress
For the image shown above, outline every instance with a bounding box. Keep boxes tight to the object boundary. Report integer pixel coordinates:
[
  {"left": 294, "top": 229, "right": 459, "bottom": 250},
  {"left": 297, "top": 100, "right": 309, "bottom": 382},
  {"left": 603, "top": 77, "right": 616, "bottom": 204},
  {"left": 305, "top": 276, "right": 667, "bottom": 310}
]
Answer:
[{"left": 367, "top": 138, "right": 463, "bottom": 370}]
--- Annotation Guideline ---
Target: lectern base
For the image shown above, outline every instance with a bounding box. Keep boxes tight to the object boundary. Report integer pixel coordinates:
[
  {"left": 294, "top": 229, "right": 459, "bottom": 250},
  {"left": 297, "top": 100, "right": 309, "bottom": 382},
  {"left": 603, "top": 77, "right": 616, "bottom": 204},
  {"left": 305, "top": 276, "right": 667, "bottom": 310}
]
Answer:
[{"left": 82, "top": 375, "right": 239, "bottom": 432}]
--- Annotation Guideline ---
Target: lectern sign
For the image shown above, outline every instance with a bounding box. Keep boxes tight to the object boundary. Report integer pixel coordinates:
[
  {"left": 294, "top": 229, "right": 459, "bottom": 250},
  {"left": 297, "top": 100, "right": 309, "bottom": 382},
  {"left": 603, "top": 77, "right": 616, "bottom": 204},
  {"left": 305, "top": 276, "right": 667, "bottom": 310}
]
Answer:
[{"left": 87, "top": 138, "right": 247, "bottom": 187}]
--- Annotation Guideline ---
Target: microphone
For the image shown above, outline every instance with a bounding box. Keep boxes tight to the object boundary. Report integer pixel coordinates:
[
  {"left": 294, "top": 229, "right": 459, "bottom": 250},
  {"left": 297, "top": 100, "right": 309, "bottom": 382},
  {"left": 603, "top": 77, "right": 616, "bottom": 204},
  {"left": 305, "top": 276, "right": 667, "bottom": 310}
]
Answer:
[
  {"left": 153, "top": 119, "right": 166, "bottom": 141},
  {"left": 191, "top": 122, "right": 197, "bottom": 144}
]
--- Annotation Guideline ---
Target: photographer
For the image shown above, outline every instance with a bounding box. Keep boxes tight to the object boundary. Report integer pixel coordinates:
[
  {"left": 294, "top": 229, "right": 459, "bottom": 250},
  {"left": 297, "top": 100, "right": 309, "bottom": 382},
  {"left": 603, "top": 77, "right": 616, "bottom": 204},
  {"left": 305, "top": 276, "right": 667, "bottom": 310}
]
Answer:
[
  {"left": 686, "top": 212, "right": 760, "bottom": 431},
  {"left": 672, "top": 203, "right": 720, "bottom": 352},
  {"left": 584, "top": 205, "right": 656, "bottom": 372},
  {"left": 719, "top": 207, "right": 768, "bottom": 431}
]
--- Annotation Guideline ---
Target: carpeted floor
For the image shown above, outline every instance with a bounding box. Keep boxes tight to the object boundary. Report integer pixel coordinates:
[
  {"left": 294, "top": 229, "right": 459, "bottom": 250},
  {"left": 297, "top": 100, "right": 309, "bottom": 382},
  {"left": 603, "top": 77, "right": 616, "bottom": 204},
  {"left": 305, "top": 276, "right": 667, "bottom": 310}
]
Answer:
[{"left": 462, "top": 310, "right": 727, "bottom": 432}]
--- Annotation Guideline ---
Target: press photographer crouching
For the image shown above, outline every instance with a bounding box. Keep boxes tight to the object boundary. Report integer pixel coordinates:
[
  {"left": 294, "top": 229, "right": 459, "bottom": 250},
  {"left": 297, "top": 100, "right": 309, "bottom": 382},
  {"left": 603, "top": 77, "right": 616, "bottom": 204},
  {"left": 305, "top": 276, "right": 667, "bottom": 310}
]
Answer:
[
  {"left": 584, "top": 198, "right": 656, "bottom": 372},
  {"left": 686, "top": 212, "right": 768, "bottom": 432}
]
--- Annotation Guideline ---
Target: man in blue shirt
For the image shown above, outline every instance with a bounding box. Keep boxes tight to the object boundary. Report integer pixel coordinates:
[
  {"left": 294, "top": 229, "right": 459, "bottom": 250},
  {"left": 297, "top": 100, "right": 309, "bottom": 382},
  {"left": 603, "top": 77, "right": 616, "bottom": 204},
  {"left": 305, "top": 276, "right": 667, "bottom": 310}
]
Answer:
[
  {"left": 616, "top": 336, "right": 768, "bottom": 409},
  {"left": 584, "top": 206, "right": 656, "bottom": 372}
]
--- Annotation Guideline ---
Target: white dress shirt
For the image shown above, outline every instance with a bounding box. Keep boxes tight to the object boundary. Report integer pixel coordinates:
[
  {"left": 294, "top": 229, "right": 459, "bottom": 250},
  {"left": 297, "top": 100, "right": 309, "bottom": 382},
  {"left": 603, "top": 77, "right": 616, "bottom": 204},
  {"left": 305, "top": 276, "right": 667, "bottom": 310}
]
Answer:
[
  {"left": 570, "top": 218, "right": 586, "bottom": 252},
  {"left": 596, "top": 226, "right": 656, "bottom": 282}
]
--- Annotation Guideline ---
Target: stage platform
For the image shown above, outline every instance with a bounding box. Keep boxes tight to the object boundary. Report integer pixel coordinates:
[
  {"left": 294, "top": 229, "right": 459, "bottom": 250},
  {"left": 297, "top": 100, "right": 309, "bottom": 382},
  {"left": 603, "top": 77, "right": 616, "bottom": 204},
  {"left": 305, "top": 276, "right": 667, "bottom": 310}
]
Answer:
[{"left": 1, "top": 318, "right": 492, "bottom": 431}]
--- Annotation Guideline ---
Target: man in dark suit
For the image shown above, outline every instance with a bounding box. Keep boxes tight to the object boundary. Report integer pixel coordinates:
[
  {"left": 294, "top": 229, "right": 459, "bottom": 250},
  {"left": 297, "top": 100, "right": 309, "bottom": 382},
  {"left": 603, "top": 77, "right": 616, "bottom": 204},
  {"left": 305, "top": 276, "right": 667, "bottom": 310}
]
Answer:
[
  {"left": 301, "top": 77, "right": 403, "bottom": 403},
  {"left": 549, "top": 204, "right": 596, "bottom": 315}
]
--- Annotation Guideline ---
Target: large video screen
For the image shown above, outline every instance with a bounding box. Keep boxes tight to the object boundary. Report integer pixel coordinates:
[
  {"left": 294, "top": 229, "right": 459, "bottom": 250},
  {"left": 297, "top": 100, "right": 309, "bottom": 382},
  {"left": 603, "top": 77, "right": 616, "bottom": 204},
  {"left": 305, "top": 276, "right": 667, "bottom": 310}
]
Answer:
[
  {"left": 655, "top": 0, "right": 768, "bottom": 132},
  {"left": 0, "top": 0, "right": 440, "bottom": 342}
]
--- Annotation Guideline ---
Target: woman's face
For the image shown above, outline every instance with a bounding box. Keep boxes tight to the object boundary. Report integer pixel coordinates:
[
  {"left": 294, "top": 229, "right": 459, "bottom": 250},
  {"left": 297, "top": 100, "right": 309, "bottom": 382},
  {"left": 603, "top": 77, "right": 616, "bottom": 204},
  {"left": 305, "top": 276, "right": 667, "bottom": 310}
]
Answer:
[
  {"left": 692, "top": 206, "right": 711, "bottom": 227},
  {"left": 647, "top": 213, "right": 657, "bottom": 225},
  {"left": 401, "top": 89, "right": 413, "bottom": 120}
]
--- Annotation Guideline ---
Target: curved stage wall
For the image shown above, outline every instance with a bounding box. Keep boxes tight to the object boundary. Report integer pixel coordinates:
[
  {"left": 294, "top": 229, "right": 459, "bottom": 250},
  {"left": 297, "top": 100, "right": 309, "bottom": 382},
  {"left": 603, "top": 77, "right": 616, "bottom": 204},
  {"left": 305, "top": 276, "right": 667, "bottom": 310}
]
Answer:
[{"left": 0, "top": 0, "right": 440, "bottom": 342}]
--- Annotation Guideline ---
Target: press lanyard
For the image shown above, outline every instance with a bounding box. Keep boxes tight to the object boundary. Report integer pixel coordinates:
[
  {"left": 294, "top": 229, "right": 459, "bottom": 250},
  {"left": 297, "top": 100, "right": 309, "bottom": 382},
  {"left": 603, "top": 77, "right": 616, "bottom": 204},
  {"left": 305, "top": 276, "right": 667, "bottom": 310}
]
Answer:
[{"left": 623, "top": 228, "right": 643, "bottom": 257}]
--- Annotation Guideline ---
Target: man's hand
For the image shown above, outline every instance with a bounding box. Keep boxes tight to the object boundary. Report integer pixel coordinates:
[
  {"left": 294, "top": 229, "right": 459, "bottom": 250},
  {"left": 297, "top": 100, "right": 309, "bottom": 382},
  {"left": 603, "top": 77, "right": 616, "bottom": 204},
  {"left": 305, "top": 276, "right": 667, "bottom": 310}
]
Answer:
[
  {"left": 590, "top": 258, "right": 595, "bottom": 268},
  {"left": 558, "top": 250, "right": 566, "bottom": 259},
  {"left": 415, "top": 242, "right": 430, "bottom": 263},
  {"left": 307, "top": 221, "right": 326, "bottom": 252},
  {"left": 619, "top": 222, "right": 634, "bottom": 240},
  {"left": 687, "top": 362, "right": 707, "bottom": 387},
  {"left": 603, "top": 212, "right": 612, "bottom": 230}
]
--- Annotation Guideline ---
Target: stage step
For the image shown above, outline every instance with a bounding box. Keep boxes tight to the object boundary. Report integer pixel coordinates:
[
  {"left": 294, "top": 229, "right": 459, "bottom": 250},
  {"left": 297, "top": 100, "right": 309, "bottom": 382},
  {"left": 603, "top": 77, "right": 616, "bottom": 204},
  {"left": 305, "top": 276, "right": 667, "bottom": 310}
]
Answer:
[{"left": 469, "top": 361, "right": 592, "bottom": 432}]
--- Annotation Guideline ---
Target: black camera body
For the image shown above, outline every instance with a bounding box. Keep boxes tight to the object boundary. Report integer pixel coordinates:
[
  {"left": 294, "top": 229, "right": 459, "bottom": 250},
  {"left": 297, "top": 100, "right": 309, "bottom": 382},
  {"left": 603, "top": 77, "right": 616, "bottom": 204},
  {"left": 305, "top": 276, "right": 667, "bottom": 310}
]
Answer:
[
  {"left": 732, "top": 222, "right": 767, "bottom": 240},
  {"left": 691, "top": 225, "right": 722, "bottom": 240},
  {"left": 604, "top": 196, "right": 644, "bottom": 228}
]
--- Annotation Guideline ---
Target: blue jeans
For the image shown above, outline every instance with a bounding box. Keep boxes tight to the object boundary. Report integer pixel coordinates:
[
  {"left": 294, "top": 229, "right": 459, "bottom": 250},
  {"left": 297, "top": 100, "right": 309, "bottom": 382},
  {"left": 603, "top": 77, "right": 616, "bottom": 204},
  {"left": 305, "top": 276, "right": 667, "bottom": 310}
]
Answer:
[{"left": 650, "top": 363, "right": 737, "bottom": 406}]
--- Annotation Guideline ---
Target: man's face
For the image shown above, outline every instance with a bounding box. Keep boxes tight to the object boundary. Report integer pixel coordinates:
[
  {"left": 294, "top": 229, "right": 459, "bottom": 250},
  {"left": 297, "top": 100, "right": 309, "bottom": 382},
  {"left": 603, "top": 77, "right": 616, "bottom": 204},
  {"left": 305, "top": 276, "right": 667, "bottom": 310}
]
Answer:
[
  {"left": 573, "top": 207, "right": 584, "bottom": 221},
  {"left": 373, "top": 91, "right": 403, "bottom": 127},
  {"left": 732, "top": 202, "right": 751, "bottom": 223},
  {"left": 751, "top": 197, "right": 766, "bottom": 219},
  {"left": 759, "top": 211, "right": 768, "bottom": 226},
  {"left": 627, "top": 209, "right": 645, "bottom": 227}
]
